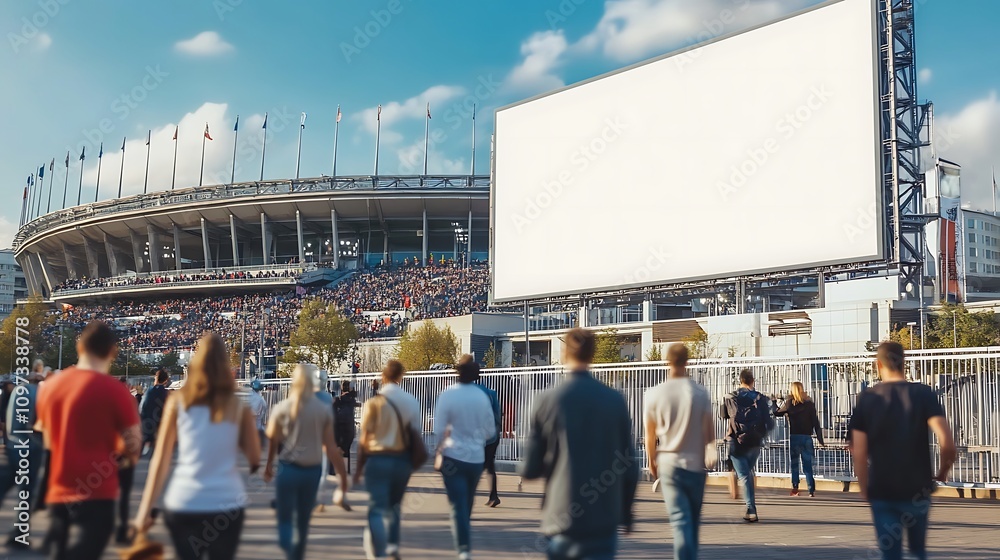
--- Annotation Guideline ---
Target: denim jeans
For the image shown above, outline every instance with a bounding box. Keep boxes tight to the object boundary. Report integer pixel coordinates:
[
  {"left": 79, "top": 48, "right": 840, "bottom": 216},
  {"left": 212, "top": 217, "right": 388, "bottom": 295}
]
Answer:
[
  {"left": 547, "top": 533, "right": 617, "bottom": 560},
  {"left": 658, "top": 462, "right": 707, "bottom": 560},
  {"left": 440, "top": 456, "right": 485, "bottom": 554},
  {"left": 789, "top": 435, "right": 815, "bottom": 493},
  {"left": 364, "top": 454, "right": 413, "bottom": 557},
  {"left": 869, "top": 499, "right": 931, "bottom": 560},
  {"left": 276, "top": 462, "right": 323, "bottom": 560},
  {"left": 729, "top": 444, "right": 762, "bottom": 515}
]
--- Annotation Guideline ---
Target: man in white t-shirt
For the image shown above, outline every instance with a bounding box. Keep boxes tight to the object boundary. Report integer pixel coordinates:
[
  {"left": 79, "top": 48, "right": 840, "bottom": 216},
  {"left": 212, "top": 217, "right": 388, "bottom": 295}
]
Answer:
[{"left": 643, "top": 344, "right": 716, "bottom": 560}]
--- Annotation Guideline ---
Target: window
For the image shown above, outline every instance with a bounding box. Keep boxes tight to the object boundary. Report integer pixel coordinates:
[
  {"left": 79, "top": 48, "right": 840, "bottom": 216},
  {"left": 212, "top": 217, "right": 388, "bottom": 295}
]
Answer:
[
  {"left": 970, "top": 247, "right": 978, "bottom": 258},
  {"left": 969, "top": 233, "right": 977, "bottom": 243},
  {"left": 969, "top": 262, "right": 978, "bottom": 274},
  {"left": 968, "top": 218, "right": 976, "bottom": 229}
]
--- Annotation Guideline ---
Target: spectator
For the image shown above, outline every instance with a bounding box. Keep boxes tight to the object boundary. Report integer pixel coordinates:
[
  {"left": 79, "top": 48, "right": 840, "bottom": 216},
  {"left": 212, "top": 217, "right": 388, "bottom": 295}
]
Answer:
[{"left": 140, "top": 368, "right": 172, "bottom": 455}]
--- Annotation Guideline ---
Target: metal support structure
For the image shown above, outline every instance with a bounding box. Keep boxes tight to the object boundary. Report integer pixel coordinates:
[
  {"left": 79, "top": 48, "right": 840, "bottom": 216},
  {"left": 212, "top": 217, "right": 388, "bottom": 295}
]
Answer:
[
  {"left": 260, "top": 213, "right": 270, "bottom": 266},
  {"left": 62, "top": 242, "right": 78, "bottom": 280},
  {"left": 296, "top": 210, "right": 305, "bottom": 264},
  {"left": 467, "top": 209, "right": 473, "bottom": 268},
  {"left": 173, "top": 224, "right": 182, "bottom": 273},
  {"left": 230, "top": 215, "right": 239, "bottom": 268},
  {"left": 421, "top": 208, "right": 428, "bottom": 267},
  {"left": 82, "top": 236, "right": 100, "bottom": 278},
  {"left": 330, "top": 208, "right": 340, "bottom": 269},
  {"left": 201, "top": 218, "right": 212, "bottom": 270},
  {"left": 129, "top": 230, "right": 145, "bottom": 273},
  {"left": 103, "top": 234, "right": 120, "bottom": 277},
  {"left": 147, "top": 227, "right": 161, "bottom": 273}
]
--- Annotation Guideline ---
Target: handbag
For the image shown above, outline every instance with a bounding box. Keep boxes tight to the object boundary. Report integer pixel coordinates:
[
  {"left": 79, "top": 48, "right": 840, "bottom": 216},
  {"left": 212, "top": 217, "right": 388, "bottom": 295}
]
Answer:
[{"left": 381, "top": 395, "right": 428, "bottom": 470}]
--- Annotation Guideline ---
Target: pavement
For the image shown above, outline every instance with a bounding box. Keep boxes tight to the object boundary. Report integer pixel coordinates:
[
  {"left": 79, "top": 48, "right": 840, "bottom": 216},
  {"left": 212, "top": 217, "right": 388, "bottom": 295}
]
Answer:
[{"left": 1, "top": 452, "right": 999, "bottom": 560}]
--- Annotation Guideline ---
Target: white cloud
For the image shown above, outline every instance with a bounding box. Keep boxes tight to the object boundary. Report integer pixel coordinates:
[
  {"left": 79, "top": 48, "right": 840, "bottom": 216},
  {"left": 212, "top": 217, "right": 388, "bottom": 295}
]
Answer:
[
  {"left": 395, "top": 139, "right": 467, "bottom": 175},
  {"left": 934, "top": 92, "right": 1000, "bottom": 212},
  {"left": 578, "top": 0, "right": 817, "bottom": 62},
  {"left": 503, "top": 31, "right": 568, "bottom": 95},
  {"left": 34, "top": 32, "right": 52, "bottom": 51},
  {"left": 356, "top": 85, "right": 466, "bottom": 142},
  {"left": 918, "top": 68, "right": 932, "bottom": 84},
  {"left": 174, "top": 31, "right": 234, "bottom": 57},
  {"left": 0, "top": 216, "right": 17, "bottom": 250}
]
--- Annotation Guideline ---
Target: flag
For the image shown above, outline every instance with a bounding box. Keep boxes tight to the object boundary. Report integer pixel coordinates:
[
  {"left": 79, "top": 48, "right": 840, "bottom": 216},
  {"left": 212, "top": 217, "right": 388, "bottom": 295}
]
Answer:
[
  {"left": 146, "top": 130, "right": 151, "bottom": 146},
  {"left": 336, "top": 105, "right": 342, "bottom": 123},
  {"left": 79, "top": 146, "right": 85, "bottom": 161},
  {"left": 65, "top": 151, "right": 69, "bottom": 167},
  {"left": 262, "top": 112, "right": 268, "bottom": 129},
  {"left": 26, "top": 175, "right": 32, "bottom": 187},
  {"left": 38, "top": 165, "right": 44, "bottom": 178},
  {"left": 426, "top": 103, "right": 431, "bottom": 119},
  {"left": 49, "top": 158, "right": 54, "bottom": 172},
  {"left": 300, "top": 112, "right": 307, "bottom": 129},
  {"left": 172, "top": 126, "right": 178, "bottom": 141},
  {"left": 204, "top": 123, "right": 213, "bottom": 140},
  {"left": 99, "top": 143, "right": 103, "bottom": 158},
  {"left": 377, "top": 104, "right": 382, "bottom": 121},
  {"left": 22, "top": 187, "right": 27, "bottom": 200},
  {"left": 234, "top": 115, "right": 239, "bottom": 131}
]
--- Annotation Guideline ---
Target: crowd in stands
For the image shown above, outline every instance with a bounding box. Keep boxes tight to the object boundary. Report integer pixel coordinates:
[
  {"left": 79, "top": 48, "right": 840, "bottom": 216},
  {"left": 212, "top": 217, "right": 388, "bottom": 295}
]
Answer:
[
  {"left": 53, "top": 268, "right": 301, "bottom": 293},
  {"left": 48, "top": 263, "right": 489, "bottom": 353}
]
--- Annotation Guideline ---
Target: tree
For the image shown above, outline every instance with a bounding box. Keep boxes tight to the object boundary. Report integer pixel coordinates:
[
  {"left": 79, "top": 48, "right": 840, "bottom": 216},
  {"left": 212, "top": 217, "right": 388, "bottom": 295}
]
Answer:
[
  {"left": 644, "top": 343, "right": 662, "bottom": 362},
  {"left": 593, "top": 328, "right": 623, "bottom": 364},
  {"left": 682, "top": 330, "right": 721, "bottom": 359},
  {"left": 889, "top": 304, "right": 999, "bottom": 350},
  {"left": 282, "top": 298, "right": 358, "bottom": 372},
  {"left": 0, "top": 299, "right": 54, "bottom": 375},
  {"left": 396, "top": 322, "right": 459, "bottom": 371},
  {"left": 483, "top": 342, "right": 500, "bottom": 368}
]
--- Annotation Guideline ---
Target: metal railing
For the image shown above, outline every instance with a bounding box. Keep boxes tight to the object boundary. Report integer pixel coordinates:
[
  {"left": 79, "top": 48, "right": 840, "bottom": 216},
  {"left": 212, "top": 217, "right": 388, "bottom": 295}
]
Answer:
[
  {"left": 15, "top": 175, "right": 490, "bottom": 250},
  {"left": 247, "top": 348, "right": 1000, "bottom": 487}
]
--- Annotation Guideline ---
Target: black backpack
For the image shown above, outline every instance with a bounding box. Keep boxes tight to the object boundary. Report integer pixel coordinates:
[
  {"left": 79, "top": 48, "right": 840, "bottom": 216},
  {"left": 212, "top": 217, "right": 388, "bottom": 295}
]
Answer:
[{"left": 731, "top": 390, "right": 770, "bottom": 446}]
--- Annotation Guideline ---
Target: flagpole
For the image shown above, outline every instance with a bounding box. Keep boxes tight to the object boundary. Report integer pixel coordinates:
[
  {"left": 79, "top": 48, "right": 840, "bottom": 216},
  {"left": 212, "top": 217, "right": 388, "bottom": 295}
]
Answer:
[
  {"left": 62, "top": 153, "right": 69, "bottom": 209},
  {"left": 77, "top": 152, "right": 85, "bottom": 205},
  {"left": 423, "top": 103, "right": 430, "bottom": 177},
  {"left": 332, "top": 106, "right": 341, "bottom": 177},
  {"left": 231, "top": 116, "right": 239, "bottom": 184},
  {"left": 260, "top": 113, "right": 267, "bottom": 181},
  {"left": 171, "top": 127, "right": 178, "bottom": 190},
  {"left": 470, "top": 103, "right": 477, "bottom": 178},
  {"left": 95, "top": 145, "right": 103, "bottom": 202},
  {"left": 374, "top": 105, "right": 381, "bottom": 176},
  {"left": 117, "top": 137, "right": 126, "bottom": 198},
  {"left": 295, "top": 113, "right": 305, "bottom": 180},
  {"left": 993, "top": 166, "right": 997, "bottom": 215},
  {"left": 31, "top": 172, "right": 40, "bottom": 219},
  {"left": 26, "top": 176, "right": 34, "bottom": 222},
  {"left": 46, "top": 160, "right": 54, "bottom": 212},
  {"left": 143, "top": 130, "right": 151, "bottom": 194},
  {"left": 36, "top": 172, "right": 44, "bottom": 217},
  {"left": 200, "top": 123, "right": 207, "bottom": 186}
]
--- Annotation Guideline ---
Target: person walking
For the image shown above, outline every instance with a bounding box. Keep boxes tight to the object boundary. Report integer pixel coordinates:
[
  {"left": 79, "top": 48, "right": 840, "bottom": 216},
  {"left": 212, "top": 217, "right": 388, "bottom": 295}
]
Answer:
[
  {"left": 720, "top": 369, "right": 773, "bottom": 522},
  {"left": 333, "top": 380, "right": 361, "bottom": 473},
  {"left": 0, "top": 370, "right": 43, "bottom": 551},
  {"left": 35, "top": 321, "right": 141, "bottom": 558},
  {"left": 849, "top": 342, "right": 956, "bottom": 560},
  {"left": 434, "top": 356, "right": 496, "bottom": 559},
  {"left": 469, "top": 356, "right": 502, "bottom": 509},
  {"left": 247, "top": 378, "right": 269, "bottom": 448},
  {"left": 521, "top": 328, "right": 638, "bottom": 560},
  {"left": 134, "top": 332, "right": 261, "bottom": 560},
  {"left": 354, "top": 360, "right": 422, "bottom": 560},
  {"left": 643, "top": 343, "right": 715, "bottom": 560},
  {"left": 774, "top": 381, "right": 825, "bottom": 497},
  {"left": 140, "top": 368, "right": 171, "bottom": 456},
  {"left": 264, "top": 363, "right": 350, "bottom": 560}
]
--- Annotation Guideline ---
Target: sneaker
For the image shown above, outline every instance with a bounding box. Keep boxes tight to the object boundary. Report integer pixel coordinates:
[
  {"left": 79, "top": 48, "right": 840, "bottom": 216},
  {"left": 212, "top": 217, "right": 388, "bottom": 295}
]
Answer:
[
  {"left": 386, "top": 544, "right": 400, "bottom": 559},
  {"left": 458, "top": 553, "right": 471, "bottom": 560},
  {"left": 809, "top": 492, "right": 816, "bottom": 497},
  {"left": 485, "top": 498, "right": 501, "bottom": 508},
  {"left": 790, "top": 489, "right": 800, "bottom": 497},
  {"left": 742, "top": 512, "right": 759, "bottom": 523}
]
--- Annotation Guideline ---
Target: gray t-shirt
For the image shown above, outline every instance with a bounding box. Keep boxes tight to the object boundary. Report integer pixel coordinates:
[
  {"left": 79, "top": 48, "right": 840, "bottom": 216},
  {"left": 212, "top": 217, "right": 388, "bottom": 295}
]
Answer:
[
  {"left": 643, "top": 376, "right": 713, "bottom": 472},
  {"left": 268, "top": 395, "right": 334, "bottom": 466}
]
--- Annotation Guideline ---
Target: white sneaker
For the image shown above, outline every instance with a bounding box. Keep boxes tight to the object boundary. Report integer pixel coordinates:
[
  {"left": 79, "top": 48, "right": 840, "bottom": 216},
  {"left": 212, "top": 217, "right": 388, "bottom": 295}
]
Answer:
[
  {"left": 458, "top": 553, "right": 471, "bottom": 560},
  {"left": 386, "top": 544, "right": 400, "bottom": 558}
]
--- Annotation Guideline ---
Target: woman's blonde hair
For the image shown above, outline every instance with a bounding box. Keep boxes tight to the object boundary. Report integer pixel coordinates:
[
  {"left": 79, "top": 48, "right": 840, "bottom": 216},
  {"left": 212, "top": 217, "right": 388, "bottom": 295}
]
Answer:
[
  {"left": 289, "top": 363, "right": 318, "bottom": 422},
  {"left": 790, "top": 381, "right": 810, "bottom": 405},
  {"left": 179, "top": 332, "right": 236, "bottom": 422}
]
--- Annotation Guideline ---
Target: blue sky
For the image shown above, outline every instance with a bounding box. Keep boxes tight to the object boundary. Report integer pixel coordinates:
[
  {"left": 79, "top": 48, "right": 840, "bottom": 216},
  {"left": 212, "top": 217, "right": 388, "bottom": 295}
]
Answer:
[{"left": 2, "top": 0, "right": 999, "bottom": 246}]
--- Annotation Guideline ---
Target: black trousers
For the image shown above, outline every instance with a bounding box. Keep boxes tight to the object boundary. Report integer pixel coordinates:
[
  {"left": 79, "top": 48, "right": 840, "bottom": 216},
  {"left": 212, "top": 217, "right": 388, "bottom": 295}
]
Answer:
[
  {"left": 165, "top": 508, "right": 245, "bottom": 560},
  {"left": 118, "top": 465, "right": 135, "bottom": 533},
  {"left": 47, "top": 500, "right": 115, "bottom": 560},
  {"left": 335, "top": 422, "right": 355, "bottom": 474},
  {"left": 484, "top": 440, "right": 499, "bottom": 500}
]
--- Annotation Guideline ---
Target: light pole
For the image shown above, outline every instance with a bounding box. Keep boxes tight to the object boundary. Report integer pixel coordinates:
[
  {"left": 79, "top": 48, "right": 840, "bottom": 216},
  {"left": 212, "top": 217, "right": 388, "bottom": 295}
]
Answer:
[
  {"left": 906, "top": 321, "right": 917, "bottom": 350},
  {"left": 952, "top": 310, "right": 958, "bottom": 348},
  {"left": 259, "top": 307, "right": 271, "bottom": 377}
]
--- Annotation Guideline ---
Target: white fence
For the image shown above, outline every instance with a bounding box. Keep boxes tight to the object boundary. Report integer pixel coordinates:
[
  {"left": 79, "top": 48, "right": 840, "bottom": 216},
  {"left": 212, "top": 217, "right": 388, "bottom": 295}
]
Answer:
[{"left": 247, "top": 348, "right": 1000, "bottom": 487}]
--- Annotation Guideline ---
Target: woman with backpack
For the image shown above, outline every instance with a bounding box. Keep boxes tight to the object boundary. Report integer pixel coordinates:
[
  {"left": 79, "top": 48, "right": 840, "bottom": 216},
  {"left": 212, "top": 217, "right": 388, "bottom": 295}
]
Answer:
[
  {"left": 775, "top": 381, "right": 825, "bottom": 497},
  {"left": 264, "top": 363, "right": 350, "bottom": 559}
]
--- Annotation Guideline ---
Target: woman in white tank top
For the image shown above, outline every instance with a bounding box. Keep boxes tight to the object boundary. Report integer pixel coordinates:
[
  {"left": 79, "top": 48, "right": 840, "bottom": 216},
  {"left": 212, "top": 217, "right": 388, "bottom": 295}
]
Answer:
[{"left": 134, "top": 333, "right": 262, "bottom": 560}]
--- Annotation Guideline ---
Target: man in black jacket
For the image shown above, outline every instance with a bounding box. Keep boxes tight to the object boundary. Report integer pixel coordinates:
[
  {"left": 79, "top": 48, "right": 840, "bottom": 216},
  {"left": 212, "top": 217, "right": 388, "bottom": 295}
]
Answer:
[
  {"left": 521, "top": 328, "right": 638, "bottom": 559},
  {"left": 139, "top": 368, "right": 171, "bottom": 455}
]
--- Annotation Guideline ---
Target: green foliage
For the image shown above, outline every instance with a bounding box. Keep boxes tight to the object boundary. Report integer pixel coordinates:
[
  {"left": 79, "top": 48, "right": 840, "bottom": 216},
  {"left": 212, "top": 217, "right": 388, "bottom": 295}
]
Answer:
[
  {"left": 888, "top": 304, "right": 999, "bottom": 350},
  {"left": 682, "top": 329, "right": 719, "bottom": 359},
  {"left": 483, "top": 342, "right": 500, "bottom": 368},
  {"left": 644, "top": 344, "right": 662, "bottom": 362},
  {"left": 396, "top": 322, "right": 459, "bottom": 371},
  {"left": 282, "top": 298, "right": 358, "bottom": 372},
  {"left": 593, "top": 328, "right": 623, "bottom": 364},
  {"left": 110, "top": 350, "right": 150, "bottom": 378},
  {"left": 0, "top": 299, "right": 55, "bottom": 374}
]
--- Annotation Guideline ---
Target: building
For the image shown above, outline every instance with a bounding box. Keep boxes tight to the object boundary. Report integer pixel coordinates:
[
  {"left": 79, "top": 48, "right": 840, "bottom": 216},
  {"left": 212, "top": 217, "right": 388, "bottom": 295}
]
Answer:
[{"left": 0, "top": 249, "right": 28, "bottom": 320}]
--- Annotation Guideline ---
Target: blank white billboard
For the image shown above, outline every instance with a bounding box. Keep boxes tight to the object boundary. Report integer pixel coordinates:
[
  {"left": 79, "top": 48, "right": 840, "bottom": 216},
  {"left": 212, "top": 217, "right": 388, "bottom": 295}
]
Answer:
[{"left": 491, "top": 0, "right": 882, "bottom": 302}]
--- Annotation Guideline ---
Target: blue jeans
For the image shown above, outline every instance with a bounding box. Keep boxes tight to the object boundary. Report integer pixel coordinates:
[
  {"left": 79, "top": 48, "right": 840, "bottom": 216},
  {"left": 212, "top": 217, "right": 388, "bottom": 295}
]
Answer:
[
  {"left": 365, "top": 454, "right": 413, "bottom": 556},
  {"left": 440, "top": 456, "right": 484, "bottom": 554},
  {"left": 729, "top": 444, "right": 761, "bottom": 515},
  {"left": 547, "top": 533, "right": 617, "bottom": 560},
  {"left": 275, "top": 461, "right": 322, "bottom": 560},
  {"left": 869, "top": 499, "right": 931, "bottom": 560},
  {"left": 789, "top": 435, "right": 815, "bottom": 493},
  {"left": 658, "top": 462, "right": 706, "bottom": 560}
]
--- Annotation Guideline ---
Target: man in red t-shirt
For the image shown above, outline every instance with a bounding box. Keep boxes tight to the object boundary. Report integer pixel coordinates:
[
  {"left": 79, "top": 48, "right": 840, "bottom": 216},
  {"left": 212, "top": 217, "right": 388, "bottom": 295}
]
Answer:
[{"left": 35, "top": 321, "right": 140, "bottom": 559}]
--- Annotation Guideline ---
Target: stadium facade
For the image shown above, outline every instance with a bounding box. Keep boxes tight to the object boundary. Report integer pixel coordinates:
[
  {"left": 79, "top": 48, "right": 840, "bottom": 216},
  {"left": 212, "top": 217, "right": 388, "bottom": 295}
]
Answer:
[{"left": 14, "top": 175, "right": 489, "bottom": 299}]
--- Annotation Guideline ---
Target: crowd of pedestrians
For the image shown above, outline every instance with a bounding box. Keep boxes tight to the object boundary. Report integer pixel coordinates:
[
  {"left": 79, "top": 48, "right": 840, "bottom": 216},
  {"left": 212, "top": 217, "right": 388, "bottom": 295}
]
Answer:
[{"left": 0, "top": 324, "right": 960, "bottom": 559}]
